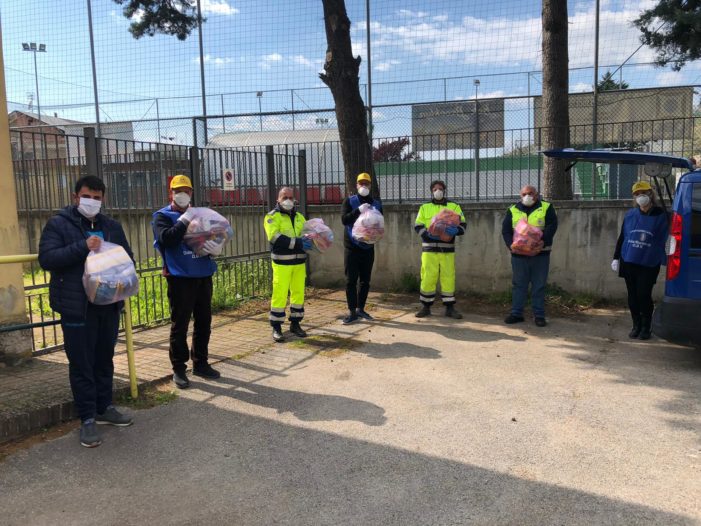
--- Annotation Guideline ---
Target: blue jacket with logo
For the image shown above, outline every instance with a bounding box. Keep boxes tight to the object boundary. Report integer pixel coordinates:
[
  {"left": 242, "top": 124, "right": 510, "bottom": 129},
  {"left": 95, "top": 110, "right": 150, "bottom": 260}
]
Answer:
[
  {"left": 152, "top": 205, "right": 217, "bottom": 278},
  {"left": 38, "top": 206, "right": 133, "bottom": 318},
  {"left": 614, "top": 206, "right": 668, "bottom": 268}
]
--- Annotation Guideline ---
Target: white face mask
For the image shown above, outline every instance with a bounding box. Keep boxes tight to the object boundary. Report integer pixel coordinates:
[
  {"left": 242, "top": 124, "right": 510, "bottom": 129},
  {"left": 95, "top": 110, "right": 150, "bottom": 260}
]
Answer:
[
  {"left": 636, "top": 194, "right": 651, "bottom": 207},
  {"left": 280, "top": 199, "right": 294, "bottom": 211},
  {"left": 357, "top": 186, "right": 370, "bottom": 197},
  {"left": 173, "top": 192, "right": 191, "bottom": 208},
  {"left": 433, "top": 189, "right": 444, "bottom": 200},
  {"left": 77, "top": 197, "right": 101, "bottom": 218},
  {"left": 521, "top": 195, "right": 535, "bottom": 207}
]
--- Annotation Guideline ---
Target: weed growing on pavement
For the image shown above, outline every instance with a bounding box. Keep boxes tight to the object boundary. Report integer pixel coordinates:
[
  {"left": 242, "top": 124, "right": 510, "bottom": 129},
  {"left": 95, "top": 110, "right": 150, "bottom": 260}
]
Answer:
[
  {"left": 289, "top": 335, "right": 360, "bottom": 357},
  {"left": 115, "top": 382, "right": 178, "bottom": 410},
  {"left": 394, "top": 272, "right": 420, "bottom": 293}
]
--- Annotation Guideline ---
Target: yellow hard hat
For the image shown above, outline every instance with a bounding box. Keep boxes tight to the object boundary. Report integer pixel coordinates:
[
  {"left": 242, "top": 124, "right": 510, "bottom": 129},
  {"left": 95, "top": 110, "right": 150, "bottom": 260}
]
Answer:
[
  {"left": 357, "top": 172, "right": 372, "bottom": 183},
  {"left": 632, "top": 181, "right": 652, "bottom": 193},
  {"left": 170, "top": 174, "right": 193, "bottom": 190}
]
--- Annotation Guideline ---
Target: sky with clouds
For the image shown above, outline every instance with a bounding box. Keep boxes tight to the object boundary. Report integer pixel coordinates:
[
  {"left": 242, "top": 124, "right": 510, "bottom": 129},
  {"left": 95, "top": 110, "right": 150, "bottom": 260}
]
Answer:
[{"left": 1, "top": 0, "right": 699, "bottom": 141}]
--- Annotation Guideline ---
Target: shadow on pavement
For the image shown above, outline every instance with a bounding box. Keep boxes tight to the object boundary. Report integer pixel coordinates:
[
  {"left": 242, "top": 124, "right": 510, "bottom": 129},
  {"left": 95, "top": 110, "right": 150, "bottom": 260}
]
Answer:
[
  {"left": 198, "top": 376, "right": 388, "bottom": 426},
  {"left": 0, "top": 396, "right": 694, "bottom": 526},
  {"left": 376, "top": 317, "right": 527, "bottom": 343}
]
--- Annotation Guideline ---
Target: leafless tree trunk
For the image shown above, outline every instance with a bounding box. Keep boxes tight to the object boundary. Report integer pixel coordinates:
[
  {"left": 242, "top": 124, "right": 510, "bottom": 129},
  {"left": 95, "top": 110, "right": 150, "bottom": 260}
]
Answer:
[
  {"left": 541, "top": 0, "right": 573, "bottom": 199},
  {"left": 319, "top": 0, "right": 379, "bottom": 197}
]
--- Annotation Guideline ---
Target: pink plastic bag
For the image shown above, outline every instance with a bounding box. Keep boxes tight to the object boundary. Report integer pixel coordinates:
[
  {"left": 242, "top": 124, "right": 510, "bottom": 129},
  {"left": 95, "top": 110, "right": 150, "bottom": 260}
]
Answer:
[
  {"left": 352, "top": 208, "right": 385, "bottom": 244},
  {"left": 428, "top": 208, "right": 460, "bottom": 242},
  {"left": 302, "top": 218, "right": 334, "bottom": 253},
  {"left": 510, "top": 218, "right": 543, "bottom": 256}
]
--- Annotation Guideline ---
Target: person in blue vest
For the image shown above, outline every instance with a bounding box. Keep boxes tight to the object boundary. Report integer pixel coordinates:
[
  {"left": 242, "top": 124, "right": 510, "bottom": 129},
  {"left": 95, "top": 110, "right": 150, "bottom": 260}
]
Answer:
[
  {"left": 501, "top": 185, "right": 558, "bottom": 327},
  {"left": 340, "top": 173, "right": 383, "bottom": 324},
  {"left": 152, "top": 175, "right": 222, "bottom": 389},
  {"left": 39, "top": 175, "right": 134, "bottom": 448},
  {"left": 611, "top": 181, "right": 668, "bottom": 340}
]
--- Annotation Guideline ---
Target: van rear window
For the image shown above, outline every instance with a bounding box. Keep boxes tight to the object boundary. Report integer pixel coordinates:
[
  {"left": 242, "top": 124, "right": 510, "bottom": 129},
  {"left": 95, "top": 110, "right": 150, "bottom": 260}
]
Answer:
[{"left": 692, "top": 183, "right": 701, "bottom": 249}]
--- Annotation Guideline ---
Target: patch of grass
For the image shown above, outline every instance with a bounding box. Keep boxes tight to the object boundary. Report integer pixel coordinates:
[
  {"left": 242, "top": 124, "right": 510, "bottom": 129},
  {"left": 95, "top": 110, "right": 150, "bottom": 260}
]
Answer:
[
  {"left": 115, "top": 381, "right": 178, "bottom": 410},
  {"left": 544, "top": 283, "right": 615, "bottom": 313},
  {"left": 393, "top": 271, "right": 421, "bottom": 293},
  {"left": 289, "top": 334, "right": 361, "bottom": 357}
]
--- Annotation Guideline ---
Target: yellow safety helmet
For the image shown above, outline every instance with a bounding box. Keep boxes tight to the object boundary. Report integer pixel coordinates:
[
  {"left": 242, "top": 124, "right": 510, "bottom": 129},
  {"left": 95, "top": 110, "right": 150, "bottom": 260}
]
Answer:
[
  {"left": 631, "top": 181, "right": 652, "bottom": 194},
  {"left": 357, "top": 172, "right": 372, "bottom": 183},
  {"left": 170, "top": 174, "right": 193, "bottom": 190}
]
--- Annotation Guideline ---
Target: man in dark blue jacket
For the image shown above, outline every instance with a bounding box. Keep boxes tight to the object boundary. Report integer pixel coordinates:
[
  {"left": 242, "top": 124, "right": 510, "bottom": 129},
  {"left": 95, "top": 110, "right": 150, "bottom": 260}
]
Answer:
[
  {"left": 39, "top": 175, "right": 134, "bottom": 448},
  {"left": 152, "top": 175, "right": 221, "bottom": 389}
]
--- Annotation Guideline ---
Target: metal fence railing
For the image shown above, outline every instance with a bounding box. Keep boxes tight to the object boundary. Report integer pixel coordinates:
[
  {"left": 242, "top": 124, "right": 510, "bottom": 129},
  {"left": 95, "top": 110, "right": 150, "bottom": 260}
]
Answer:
[{"left": 11, "top": 128, "right": 282, "bottom": 353}]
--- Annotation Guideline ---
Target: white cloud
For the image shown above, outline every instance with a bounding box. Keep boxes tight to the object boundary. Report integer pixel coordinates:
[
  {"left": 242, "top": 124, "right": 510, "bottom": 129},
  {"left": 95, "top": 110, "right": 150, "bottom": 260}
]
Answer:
[
  {"left": 190, "top": 0, "right": 239, "bottom": 16},
  {"left": 362, "top": 4, "right": 659, "bottom": 70},
  {"left": 571, "top": 82, "right": 592, "bottom": 93},
  {"left": 260, "top": 53, "right": 283, "bottom": 70},
  {"left": 374, "top": 60, "right": 400, "bottom": 72},
  {"left": 194, "top": 54, "right": 232, "bottom": 67}
]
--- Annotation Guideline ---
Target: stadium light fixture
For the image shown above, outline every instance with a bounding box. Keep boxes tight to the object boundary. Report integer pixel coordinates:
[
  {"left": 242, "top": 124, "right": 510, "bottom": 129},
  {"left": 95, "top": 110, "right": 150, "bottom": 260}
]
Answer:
[{"left": 22, "top": 42, "right": 47, "bottom": 122}]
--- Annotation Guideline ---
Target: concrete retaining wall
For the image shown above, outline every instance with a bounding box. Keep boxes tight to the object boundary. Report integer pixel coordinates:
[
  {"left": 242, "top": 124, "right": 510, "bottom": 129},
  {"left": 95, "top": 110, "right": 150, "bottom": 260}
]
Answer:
[{"left": 307, "top": 200, "right": 641, "bottom": 299}]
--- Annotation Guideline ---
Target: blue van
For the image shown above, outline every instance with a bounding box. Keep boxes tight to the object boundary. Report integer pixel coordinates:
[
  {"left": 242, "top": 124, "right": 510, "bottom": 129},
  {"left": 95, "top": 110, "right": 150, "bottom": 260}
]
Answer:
[{"left": 543, "top": 149, "right": 700, "bottom": 348}]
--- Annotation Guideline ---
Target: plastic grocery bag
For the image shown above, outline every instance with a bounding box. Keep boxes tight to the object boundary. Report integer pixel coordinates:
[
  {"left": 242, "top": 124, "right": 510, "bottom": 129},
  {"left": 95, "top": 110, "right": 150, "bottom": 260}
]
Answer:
[
  {"left": 510, "top": 218, "right": 544, "bottom": 256},
  {"left": 428, "top": 208, "right": 460, "bottom": 242},
  {"left": 183, "top": 207, "right": 234, "bottom": 256},
  {"left": 352, "top": 208, "right": 385, "bottom": 245},
  {"left": 302, "top": 218, "right": 334, "bottom": 253},
  {"left": 83, "top": 241, "right": 139, "bottom": 305}
]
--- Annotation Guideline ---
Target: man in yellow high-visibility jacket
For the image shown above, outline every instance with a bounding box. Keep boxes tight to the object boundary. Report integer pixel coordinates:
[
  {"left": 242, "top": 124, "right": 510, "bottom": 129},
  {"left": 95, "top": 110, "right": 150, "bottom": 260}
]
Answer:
[
  {"left": 263, "top": 187, "right": 312, "bottom": 342},
  {"left": 501, "top": 185, "right": 558, "bottom": 327},
  {"left": 414, "top": 180, "right": 467, "bottom": 319}
]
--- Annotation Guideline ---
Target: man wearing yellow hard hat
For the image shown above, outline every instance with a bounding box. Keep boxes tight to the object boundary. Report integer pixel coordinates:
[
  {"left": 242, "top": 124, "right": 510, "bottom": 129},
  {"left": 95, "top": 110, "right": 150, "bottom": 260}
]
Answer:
[
  {"left": 611, "top": 180, "right": 668, "bottom": 340},
  {"left": 152, "top": 175, "right": 221, "bottom": 388},
  {"left": 340, "top": 173, "right": 383, "bottom": 324}
]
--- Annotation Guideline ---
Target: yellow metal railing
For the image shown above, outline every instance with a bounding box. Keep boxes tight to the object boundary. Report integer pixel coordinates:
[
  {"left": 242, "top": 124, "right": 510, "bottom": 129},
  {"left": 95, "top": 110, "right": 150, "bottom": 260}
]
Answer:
[{"left": 0, "top": 254, "right": 138, "bottom": 399}]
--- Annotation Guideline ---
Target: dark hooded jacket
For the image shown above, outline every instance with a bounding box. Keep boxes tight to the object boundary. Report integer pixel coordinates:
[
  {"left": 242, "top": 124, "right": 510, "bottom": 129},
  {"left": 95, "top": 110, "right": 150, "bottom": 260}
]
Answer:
[{"left": 38, "top": 206, "right": 133, "bottom": 318}]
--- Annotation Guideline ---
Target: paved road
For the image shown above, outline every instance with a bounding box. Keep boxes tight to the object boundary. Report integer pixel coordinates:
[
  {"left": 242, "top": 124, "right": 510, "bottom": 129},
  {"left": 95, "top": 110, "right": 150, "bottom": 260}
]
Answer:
[{"left": 1, "top": 307, "right": 699, "bottom": 525}]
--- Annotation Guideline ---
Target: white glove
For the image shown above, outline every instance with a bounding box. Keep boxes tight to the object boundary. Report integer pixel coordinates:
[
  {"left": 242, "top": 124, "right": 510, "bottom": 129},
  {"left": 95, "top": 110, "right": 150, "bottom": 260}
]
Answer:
[
  {"left": 178, "top": 207, "right": 197, "bottom": 224},
  {"left": 202, "top": 240, "right": 223, "bottom": 256},
  {"left": 358, "top": 203, "right": 372, "bottom": 213},
  {"left": 611, "top": 259, "right": 619, "bottom": 273}
]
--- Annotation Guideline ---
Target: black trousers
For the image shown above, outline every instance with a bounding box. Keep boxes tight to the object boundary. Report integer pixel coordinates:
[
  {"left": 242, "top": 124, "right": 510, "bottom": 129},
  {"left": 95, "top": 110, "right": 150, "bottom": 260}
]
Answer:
[
  {"left": 61, "top": 303, "right": 120, "bottom": 422},
  {"left": 345, "top": 248, "right": 375, "bottom": 312},
  {"left": 166, "top": 276, "right": 213, "bottom": 374},
  {"left": 622, "top": 263, "right": 660, "bottom": 321}
]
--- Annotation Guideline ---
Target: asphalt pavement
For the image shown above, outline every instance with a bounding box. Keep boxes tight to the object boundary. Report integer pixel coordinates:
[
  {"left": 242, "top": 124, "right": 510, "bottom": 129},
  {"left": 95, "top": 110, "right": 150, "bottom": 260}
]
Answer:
[{"left": 0, "top": 306, "right": 699, "bottom": 525}]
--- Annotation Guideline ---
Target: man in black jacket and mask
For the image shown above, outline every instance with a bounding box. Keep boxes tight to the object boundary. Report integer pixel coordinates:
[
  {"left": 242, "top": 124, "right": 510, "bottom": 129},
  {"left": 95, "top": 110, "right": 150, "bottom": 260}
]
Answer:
[{"left": 39, "top": 175, "right": 134, "bottom": 448}]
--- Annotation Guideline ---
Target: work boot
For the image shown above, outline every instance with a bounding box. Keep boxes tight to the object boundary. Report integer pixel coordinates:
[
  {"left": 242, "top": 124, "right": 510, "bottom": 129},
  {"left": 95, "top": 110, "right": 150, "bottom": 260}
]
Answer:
[
  {"left": 628, "top": 316, "right": 642, "bottom": 339},
  {"left": 504, "top": 314, "right": 525, "bottom": 324},
  {"left": 290, "top": 321, "right": 307, "bottom": 338},
  {"left": 415, "top": 305, "right": 431, "bottom": 318},
  {"left": 444, "top": 304, "right": 463, "bottom": 319},
  {"left": 173, "top": 370, "right": 190, "bottom": 389},
  {"left": 193, "top": 363, "right": 221, "bottom": 379},
  {"left": 272, "top": 324, "right": 285, "bottom": 343},
  {"left": 534, "top": 317, "right": 547, "bottom": 327},
  {"left": 79, "top": 419, "right": 102, "bottom": 448},
  {"left": 639, "top": 317, "right": 652, "bottom": 340},
  {"left": 96, "top": 406, "right": 133, "bottom": 427}
]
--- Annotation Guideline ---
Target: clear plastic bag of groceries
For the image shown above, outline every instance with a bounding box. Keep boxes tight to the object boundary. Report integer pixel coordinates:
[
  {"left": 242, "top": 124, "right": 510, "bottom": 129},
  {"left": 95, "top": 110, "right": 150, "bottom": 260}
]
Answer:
[
  {"left": 351, "top": 207, "right": 385, "bottom": 244},
  {"left": 182, "top": 207, "right": 234, "bottom": 256},
  {"left": 428, "top": 208, "right": 461, "bottom": 242},
  {"left": 510, "top": 218, "right": 544, "bottom": 256},
  {"left": 302, "top": 218, "right": 335, "bottom": 253},
  {"left": 83, "top": 241, "right": 139, "bottom": 305}
]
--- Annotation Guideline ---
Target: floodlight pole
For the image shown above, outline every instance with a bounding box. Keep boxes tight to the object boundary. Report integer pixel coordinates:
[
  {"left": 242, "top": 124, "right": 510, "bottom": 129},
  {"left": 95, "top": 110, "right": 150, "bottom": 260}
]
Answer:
[
  {"left": 22, "top": 43, "right": 45, "bottom": 122},
  {"left": 196, "top": 0, "right": 208, "bottom": 145},
  {"left": 365, "top": 0, "right": 373, "bottom": 144},
  {"left": 87, "top": 0, "right": 101, "bottom": 137},
  {"left": 474, "top": 79, "right": 480, "bottom": 201},
  {"left": 592, "top": 0, "right": 600, "bottom": 198}
]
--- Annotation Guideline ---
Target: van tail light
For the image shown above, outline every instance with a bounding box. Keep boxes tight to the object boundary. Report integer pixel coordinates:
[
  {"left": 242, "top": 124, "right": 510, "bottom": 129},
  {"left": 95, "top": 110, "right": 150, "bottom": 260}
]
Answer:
[{"left": 666, "top": 212, "right": 682, "bottom": 280}]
